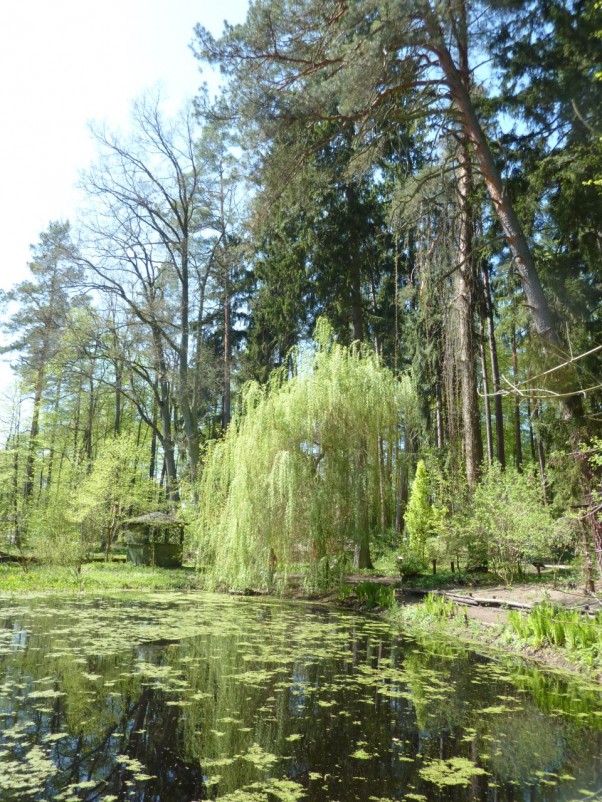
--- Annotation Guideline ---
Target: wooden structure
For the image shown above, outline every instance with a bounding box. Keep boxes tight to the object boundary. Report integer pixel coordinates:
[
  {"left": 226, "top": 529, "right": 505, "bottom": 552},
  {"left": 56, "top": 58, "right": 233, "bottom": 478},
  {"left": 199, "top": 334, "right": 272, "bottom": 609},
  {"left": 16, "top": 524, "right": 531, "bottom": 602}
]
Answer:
[{"left": 122, "top": 512, "right": 185, "bottom": 568}]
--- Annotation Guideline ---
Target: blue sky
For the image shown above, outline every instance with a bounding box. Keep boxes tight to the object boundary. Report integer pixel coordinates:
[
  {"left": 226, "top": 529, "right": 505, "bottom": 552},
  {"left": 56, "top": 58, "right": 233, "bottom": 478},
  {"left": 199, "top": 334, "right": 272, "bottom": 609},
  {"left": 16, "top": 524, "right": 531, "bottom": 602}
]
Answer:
[
  {"left": 0, "top": 0, "right": 248, "bottom": 291},
  {"left": 0, "top": 0, "right": 249, "bottom": 404}
]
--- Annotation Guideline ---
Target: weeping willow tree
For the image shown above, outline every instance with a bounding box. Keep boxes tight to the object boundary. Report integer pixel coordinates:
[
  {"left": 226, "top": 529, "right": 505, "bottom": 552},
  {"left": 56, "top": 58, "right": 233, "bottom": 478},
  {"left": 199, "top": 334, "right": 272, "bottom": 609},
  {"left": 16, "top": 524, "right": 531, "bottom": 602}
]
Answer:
[{"left": 195, "top": 322, "right": 418, "bottom": 589}]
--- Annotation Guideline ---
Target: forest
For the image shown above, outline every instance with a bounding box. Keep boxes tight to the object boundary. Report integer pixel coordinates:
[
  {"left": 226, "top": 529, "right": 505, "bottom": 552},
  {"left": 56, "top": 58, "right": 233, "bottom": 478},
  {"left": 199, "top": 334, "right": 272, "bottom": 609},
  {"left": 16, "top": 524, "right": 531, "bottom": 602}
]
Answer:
[{"left": 1, "top": 0, "right": 601, "bottom": 592}]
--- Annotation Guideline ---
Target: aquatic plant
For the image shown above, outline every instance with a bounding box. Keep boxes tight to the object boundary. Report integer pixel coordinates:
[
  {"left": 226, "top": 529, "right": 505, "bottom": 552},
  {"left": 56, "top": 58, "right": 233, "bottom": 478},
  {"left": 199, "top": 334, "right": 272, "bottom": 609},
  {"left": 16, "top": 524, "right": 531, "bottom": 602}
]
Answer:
[
  {"left": 0, "top": 593, "right": 600, "bottom": 800},
  {"left": 195, "top": 321, "right": 418, "bottom": 589},
  {"left": 419, "top": 756, "right": 487, "bottom": 787}
]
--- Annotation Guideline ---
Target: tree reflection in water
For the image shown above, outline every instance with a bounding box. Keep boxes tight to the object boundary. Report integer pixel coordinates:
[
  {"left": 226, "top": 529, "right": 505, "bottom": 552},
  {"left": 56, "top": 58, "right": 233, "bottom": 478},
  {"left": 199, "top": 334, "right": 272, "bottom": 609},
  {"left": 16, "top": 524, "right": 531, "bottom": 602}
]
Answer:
[{"left": 0, "top": 594, "right": 600, "bottom": 801}]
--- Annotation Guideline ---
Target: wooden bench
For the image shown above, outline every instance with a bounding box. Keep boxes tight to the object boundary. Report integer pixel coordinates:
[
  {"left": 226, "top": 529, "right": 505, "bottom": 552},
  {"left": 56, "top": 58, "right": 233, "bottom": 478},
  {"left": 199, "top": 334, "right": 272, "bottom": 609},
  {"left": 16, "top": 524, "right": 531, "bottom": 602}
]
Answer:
[{"left": 525, "top": 558, "right": 572, "bottom": 576}]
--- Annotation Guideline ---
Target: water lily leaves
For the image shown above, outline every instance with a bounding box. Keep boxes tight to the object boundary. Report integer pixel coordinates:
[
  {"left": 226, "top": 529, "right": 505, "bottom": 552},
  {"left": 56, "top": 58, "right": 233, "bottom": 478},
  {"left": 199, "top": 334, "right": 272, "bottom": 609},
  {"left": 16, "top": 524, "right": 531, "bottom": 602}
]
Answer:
[
  {"left": 115, "top": 754, "right": 155, "bottom": 781},
  {"left": 214, "top": 778, "right": 305, "bottom": 802},
  {"left": 28, "top": 689, "right": 65, "bottom": 699},
  {"left": 43, "top": 732, "right": 70, "bottom": 743}
]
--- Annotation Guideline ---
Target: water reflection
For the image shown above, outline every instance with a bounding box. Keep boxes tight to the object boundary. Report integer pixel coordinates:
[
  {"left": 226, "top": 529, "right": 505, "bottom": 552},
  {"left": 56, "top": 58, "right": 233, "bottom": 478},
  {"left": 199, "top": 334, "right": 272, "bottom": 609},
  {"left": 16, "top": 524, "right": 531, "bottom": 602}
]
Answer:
[{"left": 0, "top": 593, "right": 600, "bottom": 801}]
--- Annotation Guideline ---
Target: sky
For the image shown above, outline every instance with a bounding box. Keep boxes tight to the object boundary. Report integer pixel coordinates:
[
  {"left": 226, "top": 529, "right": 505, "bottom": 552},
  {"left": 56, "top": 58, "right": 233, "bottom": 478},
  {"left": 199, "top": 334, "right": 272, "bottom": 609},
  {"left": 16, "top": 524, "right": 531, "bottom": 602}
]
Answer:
[{"left": 0, "top": 0, "right": 249, "bottom": 405}]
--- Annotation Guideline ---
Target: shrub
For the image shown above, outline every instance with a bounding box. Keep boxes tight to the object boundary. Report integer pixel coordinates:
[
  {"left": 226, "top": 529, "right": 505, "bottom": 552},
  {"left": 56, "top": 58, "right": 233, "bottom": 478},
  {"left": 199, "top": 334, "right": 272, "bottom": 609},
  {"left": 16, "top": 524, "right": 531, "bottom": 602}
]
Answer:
[
  {"left": 27, "top": 492, "right": 93, "bottom": 569},
  {"left": 464, "top": 464, "right": 566, "bottom": 584}
]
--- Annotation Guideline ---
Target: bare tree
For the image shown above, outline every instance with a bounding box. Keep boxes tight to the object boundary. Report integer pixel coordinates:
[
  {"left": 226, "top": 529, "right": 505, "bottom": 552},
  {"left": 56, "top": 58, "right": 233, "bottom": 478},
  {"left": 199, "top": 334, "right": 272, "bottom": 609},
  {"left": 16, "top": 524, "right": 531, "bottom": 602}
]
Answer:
[{"left": 79, "top": 96, "right": 216, "bottom": 492}]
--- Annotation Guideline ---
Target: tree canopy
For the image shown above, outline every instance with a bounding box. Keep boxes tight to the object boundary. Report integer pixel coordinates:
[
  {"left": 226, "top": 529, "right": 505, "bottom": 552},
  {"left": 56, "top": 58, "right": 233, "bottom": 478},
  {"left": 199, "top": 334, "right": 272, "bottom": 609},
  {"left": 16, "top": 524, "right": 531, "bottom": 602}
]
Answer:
[{"left": 1, "top": 0, "right": 601, "bottom": 586}]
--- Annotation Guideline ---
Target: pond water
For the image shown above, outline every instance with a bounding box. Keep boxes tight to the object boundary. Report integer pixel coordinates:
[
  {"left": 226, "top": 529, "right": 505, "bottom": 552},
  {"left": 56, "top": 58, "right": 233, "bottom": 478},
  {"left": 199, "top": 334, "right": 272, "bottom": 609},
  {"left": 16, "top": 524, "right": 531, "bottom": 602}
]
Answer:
[{"left": 0, "top": 593, "right": 601, "bottom": 802}]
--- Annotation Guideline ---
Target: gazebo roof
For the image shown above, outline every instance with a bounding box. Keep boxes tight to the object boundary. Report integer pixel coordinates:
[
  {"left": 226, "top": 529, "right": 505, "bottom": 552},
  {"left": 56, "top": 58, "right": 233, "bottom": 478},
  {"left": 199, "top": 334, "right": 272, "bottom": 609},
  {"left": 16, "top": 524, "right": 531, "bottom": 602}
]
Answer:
[{"left": 123, "top": 512, "right": 185, "bottom": 527}]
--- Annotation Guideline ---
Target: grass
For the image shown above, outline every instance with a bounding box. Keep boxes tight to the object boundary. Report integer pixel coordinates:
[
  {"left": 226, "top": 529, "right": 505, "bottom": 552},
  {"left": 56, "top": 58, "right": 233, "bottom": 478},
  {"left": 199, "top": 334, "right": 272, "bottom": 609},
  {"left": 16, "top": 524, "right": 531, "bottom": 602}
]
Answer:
[
  {"left": 392, "top": 592, "right": 459, "bottom": 625},
  {"left": 0, "top": 562, "right": 206, "bottom": 595}
]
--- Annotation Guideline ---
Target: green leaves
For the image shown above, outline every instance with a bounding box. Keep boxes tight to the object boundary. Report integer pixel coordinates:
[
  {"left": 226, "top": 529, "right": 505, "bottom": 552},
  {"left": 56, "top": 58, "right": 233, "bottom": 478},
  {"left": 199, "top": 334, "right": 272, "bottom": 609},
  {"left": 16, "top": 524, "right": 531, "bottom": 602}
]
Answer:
[
  {"left": 404, "top": 460, "right": 447, "bottom": 567},
  {"left": 462, "top": 463, "right": 565, "bottom": 583},
  {"left": 196, "top": 327, "right": 416, "bottom": 588}
]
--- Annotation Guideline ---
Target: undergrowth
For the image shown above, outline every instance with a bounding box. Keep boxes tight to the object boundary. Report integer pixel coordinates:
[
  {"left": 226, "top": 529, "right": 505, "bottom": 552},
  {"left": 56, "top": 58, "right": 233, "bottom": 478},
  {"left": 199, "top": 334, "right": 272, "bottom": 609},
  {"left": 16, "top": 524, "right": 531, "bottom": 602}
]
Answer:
[
  {"left": 506, "top": 602, "right": 602, "bottom": 667},
  {"left": 395, "top": 593, "right": 459, "bottom": 624},
  {"left": 353, "top": 581, "right": 396, "bottom": 609}
]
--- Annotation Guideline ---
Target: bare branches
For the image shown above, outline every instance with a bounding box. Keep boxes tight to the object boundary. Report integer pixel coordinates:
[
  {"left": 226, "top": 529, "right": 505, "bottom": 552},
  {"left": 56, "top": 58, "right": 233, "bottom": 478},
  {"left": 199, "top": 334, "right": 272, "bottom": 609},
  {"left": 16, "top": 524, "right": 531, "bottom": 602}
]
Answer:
[{"left": 477, "top": 344, "right": 602, "bottom": 401}]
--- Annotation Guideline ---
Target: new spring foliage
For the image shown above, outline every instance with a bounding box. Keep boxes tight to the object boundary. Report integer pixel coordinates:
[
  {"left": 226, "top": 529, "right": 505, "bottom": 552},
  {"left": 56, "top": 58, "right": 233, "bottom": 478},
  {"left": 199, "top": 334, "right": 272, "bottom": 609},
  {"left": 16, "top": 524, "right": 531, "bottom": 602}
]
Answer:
[{"left": 195, "top": 322, "right": 417, "bottom": 588}]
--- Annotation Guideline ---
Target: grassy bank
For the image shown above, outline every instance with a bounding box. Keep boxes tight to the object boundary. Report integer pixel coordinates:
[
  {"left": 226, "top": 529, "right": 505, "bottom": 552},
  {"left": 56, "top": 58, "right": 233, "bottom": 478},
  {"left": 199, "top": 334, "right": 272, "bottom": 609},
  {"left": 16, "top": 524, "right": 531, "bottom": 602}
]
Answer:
[
  {"left": 0, "top": 562, "right": 205, "bottom": 595},
  {"left": 389, "top": 593, "right": 602, "bottom": 683}
]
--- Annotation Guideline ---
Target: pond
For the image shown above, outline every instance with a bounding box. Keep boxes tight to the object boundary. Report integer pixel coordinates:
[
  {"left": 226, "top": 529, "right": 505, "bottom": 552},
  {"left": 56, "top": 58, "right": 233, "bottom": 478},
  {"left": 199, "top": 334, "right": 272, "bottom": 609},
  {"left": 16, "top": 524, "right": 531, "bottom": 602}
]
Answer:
[{"left": 0, "top": 592, "right": 601, "bottom": 802}]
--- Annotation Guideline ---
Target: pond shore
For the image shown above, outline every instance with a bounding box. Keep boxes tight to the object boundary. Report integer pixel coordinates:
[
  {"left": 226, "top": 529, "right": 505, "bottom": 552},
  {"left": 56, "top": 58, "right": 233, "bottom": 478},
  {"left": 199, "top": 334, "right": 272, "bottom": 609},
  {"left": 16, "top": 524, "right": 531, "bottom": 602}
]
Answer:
[
  {"left": 0, "top": 562, "right": 600, "bottom": 685},
  {"left": 330, "top": 580, "right": 602, "bottom": 686}
]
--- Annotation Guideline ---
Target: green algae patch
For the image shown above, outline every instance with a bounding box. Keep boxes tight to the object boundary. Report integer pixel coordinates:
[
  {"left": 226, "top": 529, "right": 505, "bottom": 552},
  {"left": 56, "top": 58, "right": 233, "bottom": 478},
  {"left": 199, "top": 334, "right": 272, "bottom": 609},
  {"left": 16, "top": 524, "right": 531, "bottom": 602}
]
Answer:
[
  {"left": 350, "top": 747, "right": 375, "bottom": 760},
  {"left": 419, "top": 757, "right": 487, "bottom": 787},
  {"left": 242, "top": 743, "right": 279, "bottom": 770},
  {"left": 0, "top": 746, "right": 57, "bottom": 796},
  {"left": 215, "top": 778, "right": 305, "bottom": 802}
]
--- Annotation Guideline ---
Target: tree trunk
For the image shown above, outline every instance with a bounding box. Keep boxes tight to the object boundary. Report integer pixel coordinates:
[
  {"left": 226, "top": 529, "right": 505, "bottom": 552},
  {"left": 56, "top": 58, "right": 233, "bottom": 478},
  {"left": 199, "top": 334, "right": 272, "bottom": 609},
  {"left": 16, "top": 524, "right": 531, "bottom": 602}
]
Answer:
[
  {"left": 223, "top": 268, "right": 232, "bottom": 429},
  {"left": 178, "top": 237, "right": 200, "bottom": 486},
  {"left": 395, "top": 429, "right": 416, "bottom": 536},
  {"left": 479, "top": 317, "right": 493, "bottom": 465},
  {"left": 511, "top": 326, "right": 523, "bottom": 471},
  {"left": 45, "top": 377, "right": 62, "bottom": 492},
  {"left": 114, "top": 361, "right": 122, "bottom": 436},
  {"left": 482, "top": 264, "right": 505, "bottom": 468},
  {"left": 152, "top": 329, "right": 179, "bottom": 502},
  {"left": 353, "top": 446, "right": 373, "bottom": 569},
  {"left": 532, "top": 398, "right": 547, "bottom": 500},
  {"left": 455, "top": 136, "right": 483, "bottom": 488},
  {"left": 346, "top": 185, "right": 365, "bottom": 342},
  {"left": 24, "top": 360, "right": 45, "bottom": 501},
  {"left": 149, "top": 396, "right": 158, "bottom": 481},
  {"left": 427, "top": 25, "right": 563, "bottom": 350},
  {"left": 83, "top": 375, "right": 95, "bottom": 471}
]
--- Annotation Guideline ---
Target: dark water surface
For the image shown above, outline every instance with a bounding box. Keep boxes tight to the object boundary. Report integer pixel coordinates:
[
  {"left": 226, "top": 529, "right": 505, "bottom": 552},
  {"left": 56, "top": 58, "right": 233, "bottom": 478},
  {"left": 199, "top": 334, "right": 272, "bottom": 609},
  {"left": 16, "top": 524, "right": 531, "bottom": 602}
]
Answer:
[{"left": 0, "top": 592, "right": 601, "bottom": 802}]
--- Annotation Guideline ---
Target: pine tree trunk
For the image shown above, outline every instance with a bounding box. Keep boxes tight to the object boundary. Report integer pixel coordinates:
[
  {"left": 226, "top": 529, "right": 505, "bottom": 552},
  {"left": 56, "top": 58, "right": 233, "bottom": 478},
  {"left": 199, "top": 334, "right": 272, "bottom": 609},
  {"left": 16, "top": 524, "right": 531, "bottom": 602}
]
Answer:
[
  {"left": 532, "top": 398, "right": 547, "bottom": 500},
  {"left": 427, "top": 23, "right": 563, "bottom": 349},
  {"left": 346, "top": 185, "right": 365, "bottom": 342},
  {"left": 528, "top": 398, "right": 536, "bottom": 461},
  {"left": 45, "top": 378, "right": 62, "bottom": 492}
]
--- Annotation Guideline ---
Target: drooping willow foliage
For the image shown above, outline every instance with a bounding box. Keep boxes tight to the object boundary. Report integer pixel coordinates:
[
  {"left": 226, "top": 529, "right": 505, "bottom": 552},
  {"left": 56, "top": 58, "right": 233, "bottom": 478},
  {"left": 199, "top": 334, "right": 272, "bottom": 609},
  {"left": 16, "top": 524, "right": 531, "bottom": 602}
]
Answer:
[{"left": 195, "top": 322, "right": 418, "bottom": 589}]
